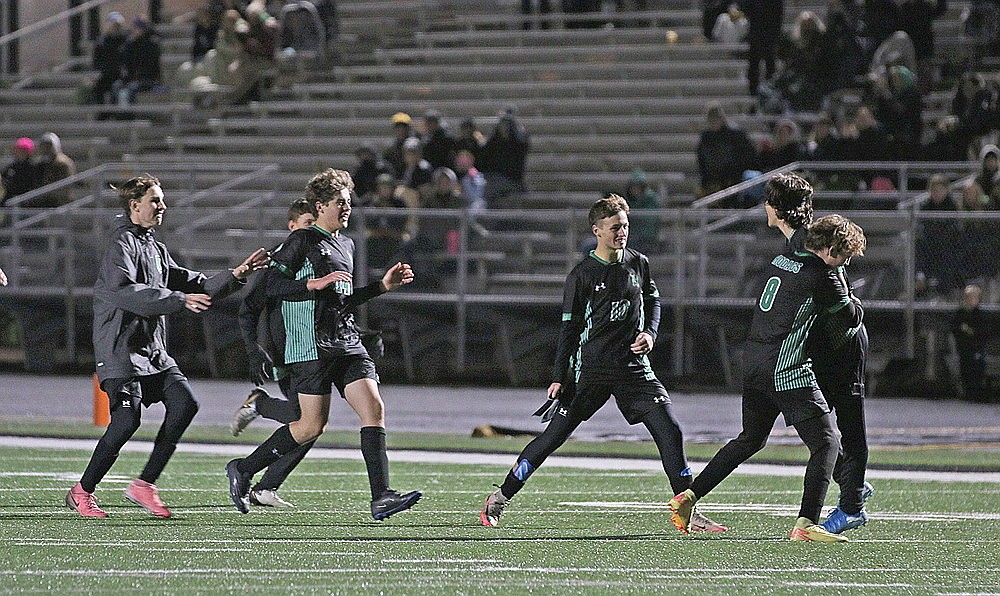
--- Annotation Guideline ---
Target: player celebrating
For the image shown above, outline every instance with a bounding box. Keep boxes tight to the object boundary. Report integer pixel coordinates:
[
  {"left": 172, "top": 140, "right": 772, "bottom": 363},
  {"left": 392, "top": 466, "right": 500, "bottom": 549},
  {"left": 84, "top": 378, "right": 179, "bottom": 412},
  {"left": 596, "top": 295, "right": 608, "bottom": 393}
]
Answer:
[
  {"left": 480, "top": 194, "right": 726, "bottom": 532},
  {"left": 226, "top": 168, "right": 422, "bottom": 520},
  {"left": 227, "top": 198, "right": 316, "bottom": 508},
  {"left": 66, "top": 174, "right": 268, "bottom": 518},
  {"left": 762, "top": 173, "right": 874, "bottom": 533},
  {"left": 669, "top": 213, "right": 866, "bottom": 542}
]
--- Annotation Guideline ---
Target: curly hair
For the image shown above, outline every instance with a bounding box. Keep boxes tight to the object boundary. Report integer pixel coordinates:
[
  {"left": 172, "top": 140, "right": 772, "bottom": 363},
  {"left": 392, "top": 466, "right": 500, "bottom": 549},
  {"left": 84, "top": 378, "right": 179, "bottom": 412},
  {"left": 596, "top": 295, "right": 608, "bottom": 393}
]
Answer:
[
  {"left": 112, "top": 174, "right": 160, "bottom": 213},
  {"left": 304, "top": 168, "right": 355, "bottom": 213},
  {"left": 588, "top": 193, "right": 630, "bottom": 226},
  {"left": 764, "top": 173, "right": 814, "bottom": 229},
  {"left": 805, "top": 214, "right": 866, "bottom": 258}
]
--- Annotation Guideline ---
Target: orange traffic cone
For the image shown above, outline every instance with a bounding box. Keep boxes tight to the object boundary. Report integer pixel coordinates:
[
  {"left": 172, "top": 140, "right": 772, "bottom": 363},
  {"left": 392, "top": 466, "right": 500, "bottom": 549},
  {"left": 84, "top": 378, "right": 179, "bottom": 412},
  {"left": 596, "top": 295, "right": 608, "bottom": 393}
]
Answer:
[{"left": 92, "top": 374, "right": 109, "bottom": 427}]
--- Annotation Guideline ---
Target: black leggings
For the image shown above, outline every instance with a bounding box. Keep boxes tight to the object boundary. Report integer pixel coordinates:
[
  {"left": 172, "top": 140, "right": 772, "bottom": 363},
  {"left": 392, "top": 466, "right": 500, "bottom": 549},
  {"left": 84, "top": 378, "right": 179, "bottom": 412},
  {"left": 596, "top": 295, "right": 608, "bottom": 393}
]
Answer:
[{"left": 80, "top": 378, "right": 198, "bottom": 492}]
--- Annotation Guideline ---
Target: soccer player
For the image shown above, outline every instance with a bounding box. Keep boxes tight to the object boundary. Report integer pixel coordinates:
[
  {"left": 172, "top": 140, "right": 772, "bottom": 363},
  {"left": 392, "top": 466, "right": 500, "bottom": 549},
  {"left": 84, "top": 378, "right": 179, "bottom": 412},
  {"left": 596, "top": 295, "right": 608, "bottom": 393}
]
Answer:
[
  {"left": 762, "top": 173, "right": 874, "bottom": 534},
  {"left": 66, "top": 174, "right": 268, "bottom": 518},
  {"left": 226, "top": 168, "right": 422, "bottom": 520},
  {"left": 479, "top": 194, "right": 726, "bottom": 532},
  {"left": 227, "top": 198, "right": 316, "bottom": 509},
  {"left": 668, "top": 213, "right": 866, "bottom": 543}
]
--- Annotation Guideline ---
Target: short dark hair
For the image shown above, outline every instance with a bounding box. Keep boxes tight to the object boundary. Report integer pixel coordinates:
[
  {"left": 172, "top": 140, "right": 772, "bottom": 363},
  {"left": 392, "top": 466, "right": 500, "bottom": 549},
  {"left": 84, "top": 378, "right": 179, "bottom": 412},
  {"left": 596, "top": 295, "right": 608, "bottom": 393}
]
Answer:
[
  {"left": 764, "top": 173, "right": 814, "bottom": 229},
  {"left": 112, "top": 174, "right": 159, "bottom": 212},
  {"left": 287, "top": 198, "right": 312, "bottom": 222},
  {"left": 805, "top": 214, "right": 866, "bottom": 258},
  {"left": 304, "top": 169, "right": 354, "bottom": 214},
  {"left": 589, "top": 194, "right": 630, "bottom": 227}
]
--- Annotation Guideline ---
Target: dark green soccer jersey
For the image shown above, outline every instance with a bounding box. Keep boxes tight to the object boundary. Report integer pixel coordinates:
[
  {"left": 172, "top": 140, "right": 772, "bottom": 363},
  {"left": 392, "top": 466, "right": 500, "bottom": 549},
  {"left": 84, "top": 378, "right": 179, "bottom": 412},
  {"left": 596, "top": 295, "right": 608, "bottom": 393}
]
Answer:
[
  {"left": 267, "top": 225, "right": 383, "bottom": 364},
  {"left": 747, "top": 247, "right": 857, "bottom": 391},
  {"left": 552, "top": 249, "right": 661, "bottom": 384}
]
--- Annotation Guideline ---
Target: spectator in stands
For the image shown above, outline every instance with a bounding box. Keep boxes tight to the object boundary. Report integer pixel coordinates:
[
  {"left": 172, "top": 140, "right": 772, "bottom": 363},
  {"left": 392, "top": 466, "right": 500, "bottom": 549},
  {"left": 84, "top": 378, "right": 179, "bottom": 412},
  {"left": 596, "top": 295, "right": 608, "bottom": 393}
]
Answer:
[
  {"left": 772, "top": 11, "right": 838, "bottom": 112},
  {"left": 869, "top": 30, "right": 917, "bottom": 78},
  {"left": 623, "top": 169, "right": 661, "bottom": 252},
  {"left": 455, "top": 118, "right": 484, "bottom": 161},
  {"left": 478, "top": 107, "right": 531, "bottom": 208},
  {"left": 759, "top": 118, "right": 806, "bottom": 172},
  {"left": 453, "top": 149, "right": 486, "bottom": 213},
  {"left": 854, "top": 105, "right": 891, "bottom": 162},
  {"left": 229, "top": 1, "right": 279, "bottom": 104},
  {"left": 924, "top": 115, "right": 972, "bottom": 162},
  {"left": 89, "top": 11, "right": 128, "bottom": 105},
  {"left": 824, "top": 0, "right": 866, "bottom": 92},
  {"left": 0, "top": 137, "right": 37, "bottom": 205},
  {"left": 915, "top": 174, "right": 965, "bottom": 296},
  {"left": 712, "top": 3, "right": 749, "bottom": 43},
  {"left": 695, "top": 102, "right": 758, "bottom": 198},
  {"left": 974, "top": 143, "right": 1000, "bottom": 203},
  {"left": 112, "top": 18, "right": 162, "bottom": 106},
  {"left": 860, "top": 0, "right": 901, "bottom": 59},
  {"left": 383, "top": 112, "right": 415, "bottom": 178},
  {"left": 952, "top": 283, "right": 989, "bottom": 401},
  {"left": 743, "top": 0, "right": 784, "bottom": 96},
  {"left": 702, "top": 0, "right": 729, "bottom": 39},
  {"left": 352, "top": 144, "right": 393, "bottom": 200},
  {"left": 421, "top": 110, "right": 457, "bottom": 171},
  {"left": 897, "top": 0, "right": 948, "bottom": 93},
  {"left": 191, "top": 6, "right": 221, "bottom": 63},
  {"left": 520, "top": 0, "right": 552, "bottom": 30},
  {"left": 958, "top": 179, "right": 998, "bottom": 282},
  {"left": 32, "top": 133, "right": 77, "bottom": 208},
  {"left": 871, "top": 64, "right": 923, "bottom": 160},
  {"left": 805, "top": 112, "right": 840, "bottom": 161},
  {"left": 950, "top": 72, "right": 996, "bottom": 151},
  {"left": 362, "top": 173, "right": 413, "bottom": 269},
  {"left": 400, "top": 137, "right": 434, "bottom": 199}
]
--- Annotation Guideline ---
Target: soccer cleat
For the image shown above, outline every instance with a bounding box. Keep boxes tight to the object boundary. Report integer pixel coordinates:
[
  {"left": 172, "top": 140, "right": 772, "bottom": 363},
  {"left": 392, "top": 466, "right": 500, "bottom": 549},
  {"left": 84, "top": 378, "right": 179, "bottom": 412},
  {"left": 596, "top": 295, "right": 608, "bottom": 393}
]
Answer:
[
  {"left": 480, "top": 491, "right": 508, "bottom": 527},
  {"left": 226, "top": 459, "right": 252, "bottom": 514},
  {"left": 230, "top": 388, "right": 265, "bottom": 436},
  {"left": 689, "top": 506, "right": 729, "bottom": 533},
  {"left": 820, "top": 507, "right": 868, "bottom": 534},
  {"left": 250, "top": 489, "right": 295, "bottom": 508},
  {"left": 124, "top": 479, "right": 172, "bottom": 518},
  {"left": 371, "top": 490, "right": 422, "bottom": 520},
  {"left": 790, "top": 517, "right": 850, "bottom": 543},
  {"left": 667, "top": 489, "right": 697, "bottom": 534},
  {"left": 66, "top": 483, "right": 108, "bottom": 518}
]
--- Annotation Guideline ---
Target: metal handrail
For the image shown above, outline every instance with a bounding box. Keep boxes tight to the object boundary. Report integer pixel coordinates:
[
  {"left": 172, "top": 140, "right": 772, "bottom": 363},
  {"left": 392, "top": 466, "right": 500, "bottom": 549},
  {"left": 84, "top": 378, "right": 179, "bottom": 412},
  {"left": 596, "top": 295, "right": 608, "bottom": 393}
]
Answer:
[{"left": 0, "top": 0, "right": 113, "bottom": 49}]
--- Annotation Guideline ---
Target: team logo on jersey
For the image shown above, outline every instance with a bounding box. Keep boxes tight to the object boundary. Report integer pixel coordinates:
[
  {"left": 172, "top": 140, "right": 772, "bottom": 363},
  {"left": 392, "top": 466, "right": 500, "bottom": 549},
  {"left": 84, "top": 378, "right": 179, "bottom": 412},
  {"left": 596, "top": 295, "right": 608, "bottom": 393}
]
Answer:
[
  {"left": 333, "top": 280, "right": 353, "bottom": 295},
  {"left": 610, "top": 299, "right": 629, "bottom": 321},
  {"left": 653, "top": 395, "right": 668, "bottom": 404},
  {"left": 320, "top": 247, "right": 333, "bottom": 256},
  {"left": 557, "top": 407, "right": 568, "bottom": 417},
  {"left": 594, "top": 282, "right": 606, "bottom": 292},
  {"left": 629, "top": 272, "right": 639, "bottom": 287}
]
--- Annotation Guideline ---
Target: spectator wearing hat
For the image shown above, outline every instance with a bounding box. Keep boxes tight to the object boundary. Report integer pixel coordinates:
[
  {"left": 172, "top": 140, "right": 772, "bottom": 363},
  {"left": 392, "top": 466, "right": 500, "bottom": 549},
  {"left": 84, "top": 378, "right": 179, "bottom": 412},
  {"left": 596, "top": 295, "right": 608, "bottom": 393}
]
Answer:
[
  {"left": 478, "top": 107, "right": 531, "bottom": 208},
  {"left": 455, "top": 118, "right": 484, "bottom": 162},
  {"left": 0, "top": 137, "right": 38, "bottom": 205},
  {"left": 974, "top": 143, "right": 1000, "bottom": 205},
  {"left": 33, "top": 133, "right": 77, "bottom": 208},
  {"left": 421, "top": 110, "right": 457, "bottom": 170},
  {"left": 112, "top": 17, "right": 162, "bottom": 105},
  {"left": 623, "top": 169, "right": 661, "bottom": 252},
  {"left": 383, "top": 112, "right": 415, "bottom": 178},
  {"left": 89, "top": 11, "right": 128, "bottom": 104}
]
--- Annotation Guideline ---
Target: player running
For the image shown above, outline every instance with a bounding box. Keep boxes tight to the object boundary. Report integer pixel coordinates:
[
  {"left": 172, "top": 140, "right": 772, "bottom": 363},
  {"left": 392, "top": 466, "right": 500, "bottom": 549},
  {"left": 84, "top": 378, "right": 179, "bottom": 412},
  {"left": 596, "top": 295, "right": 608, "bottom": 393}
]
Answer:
[
  {"left": 225, "top": 169, "right": 421, "bottom": 520},
  {"left": 669, "top": 212, "right": 866, "bottom": 542},
  {"left": 480, "top": 194, "right": 726, "bottom": 533}
]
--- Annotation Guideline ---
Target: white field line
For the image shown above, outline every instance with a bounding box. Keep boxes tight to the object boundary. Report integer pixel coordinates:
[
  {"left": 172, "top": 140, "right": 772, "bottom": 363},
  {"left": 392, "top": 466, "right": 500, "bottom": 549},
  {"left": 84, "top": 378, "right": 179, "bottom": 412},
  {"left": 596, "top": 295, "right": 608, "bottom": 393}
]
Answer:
[{"left": 2, "top": 436, "right": 999, "bottom": 483}]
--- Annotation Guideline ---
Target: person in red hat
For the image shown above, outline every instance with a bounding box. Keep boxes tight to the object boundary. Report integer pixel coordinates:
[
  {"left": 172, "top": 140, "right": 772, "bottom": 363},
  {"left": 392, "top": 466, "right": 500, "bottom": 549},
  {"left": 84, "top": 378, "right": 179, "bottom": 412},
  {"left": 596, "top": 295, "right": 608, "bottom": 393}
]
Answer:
[{"left": 0, "top": 137, "right": 38, "bottom": 204}]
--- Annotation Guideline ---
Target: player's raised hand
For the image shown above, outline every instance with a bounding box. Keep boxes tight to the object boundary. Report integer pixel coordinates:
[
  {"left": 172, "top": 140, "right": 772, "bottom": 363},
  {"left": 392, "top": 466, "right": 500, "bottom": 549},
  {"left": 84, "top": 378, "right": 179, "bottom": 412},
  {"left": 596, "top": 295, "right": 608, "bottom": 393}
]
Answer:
[
  {"left": 184, "top": 293, "right": 212, "bottom": 313},
  {"left": 307, "top": 271, "right": 352, "bottom": 292},
  {"left": 381, "top": 262, "right": 414, "bottom": 291},
  {"left": 233, "top": 248, "right": 270, "bottom": 280},
  {"left": 630, "top": 331, "right": 654, "bottom": 354}
]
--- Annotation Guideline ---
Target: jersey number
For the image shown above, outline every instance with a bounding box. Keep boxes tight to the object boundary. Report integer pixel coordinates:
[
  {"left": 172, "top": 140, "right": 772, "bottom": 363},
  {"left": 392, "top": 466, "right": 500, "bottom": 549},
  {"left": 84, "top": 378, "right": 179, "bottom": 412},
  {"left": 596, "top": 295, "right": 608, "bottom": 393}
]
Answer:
[
  {"left": 759, "top": 276, "right": 781, "bottom": 312},
  {"left": 610, "top": 300, "right": 629, "bottom": 321}
]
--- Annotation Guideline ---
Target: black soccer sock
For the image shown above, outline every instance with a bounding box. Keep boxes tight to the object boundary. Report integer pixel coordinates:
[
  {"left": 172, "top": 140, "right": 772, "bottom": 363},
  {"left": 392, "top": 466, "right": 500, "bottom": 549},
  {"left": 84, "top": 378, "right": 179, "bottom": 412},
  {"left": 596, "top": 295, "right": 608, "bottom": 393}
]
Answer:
[
  {"left": 238, "top": 425, "right": 300, "bottom": 476},
  {"left": 361, "top": 426, "right": 390, "bottom": 500},
  {"left": 80, "top": 399, "right": 142, "bottom": 493},
  {"left": 497, "top": 413, "right": 581, "bottom": 500},
  {"left": 498, "top": 470, "right": 525, "bottom": 500},
  {"left": 255, "top": 440, "right": 315, "bottom": 491},
  {"left": 641, "top": 404, "right": 693, "bottom": 495},
  {"left": 139, "top": 379, "right": 199, "bottom": 484}
]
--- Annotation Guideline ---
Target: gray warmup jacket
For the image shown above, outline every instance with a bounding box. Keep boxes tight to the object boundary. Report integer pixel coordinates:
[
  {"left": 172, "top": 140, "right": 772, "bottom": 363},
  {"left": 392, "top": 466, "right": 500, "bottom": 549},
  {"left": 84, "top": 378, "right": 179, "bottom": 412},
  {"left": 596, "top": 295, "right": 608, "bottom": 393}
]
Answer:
[{"left": 92, "top": 217, "right": 244, "bottom": 382}]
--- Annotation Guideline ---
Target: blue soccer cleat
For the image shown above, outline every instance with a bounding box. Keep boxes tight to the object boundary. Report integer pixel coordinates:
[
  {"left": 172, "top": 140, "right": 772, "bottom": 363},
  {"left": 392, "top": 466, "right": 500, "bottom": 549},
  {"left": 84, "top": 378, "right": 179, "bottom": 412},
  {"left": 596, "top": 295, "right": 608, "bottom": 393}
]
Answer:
[{"left": 821, "top": 507, "right": 868, "bottom": 534}]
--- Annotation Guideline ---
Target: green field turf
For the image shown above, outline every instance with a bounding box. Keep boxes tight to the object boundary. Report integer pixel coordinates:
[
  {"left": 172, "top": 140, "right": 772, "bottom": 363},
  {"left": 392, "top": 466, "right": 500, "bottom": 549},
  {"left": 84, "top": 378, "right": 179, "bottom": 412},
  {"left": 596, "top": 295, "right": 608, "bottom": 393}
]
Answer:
[{"left": 1, "top": 444, "right": 998, "bottom": 594}]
